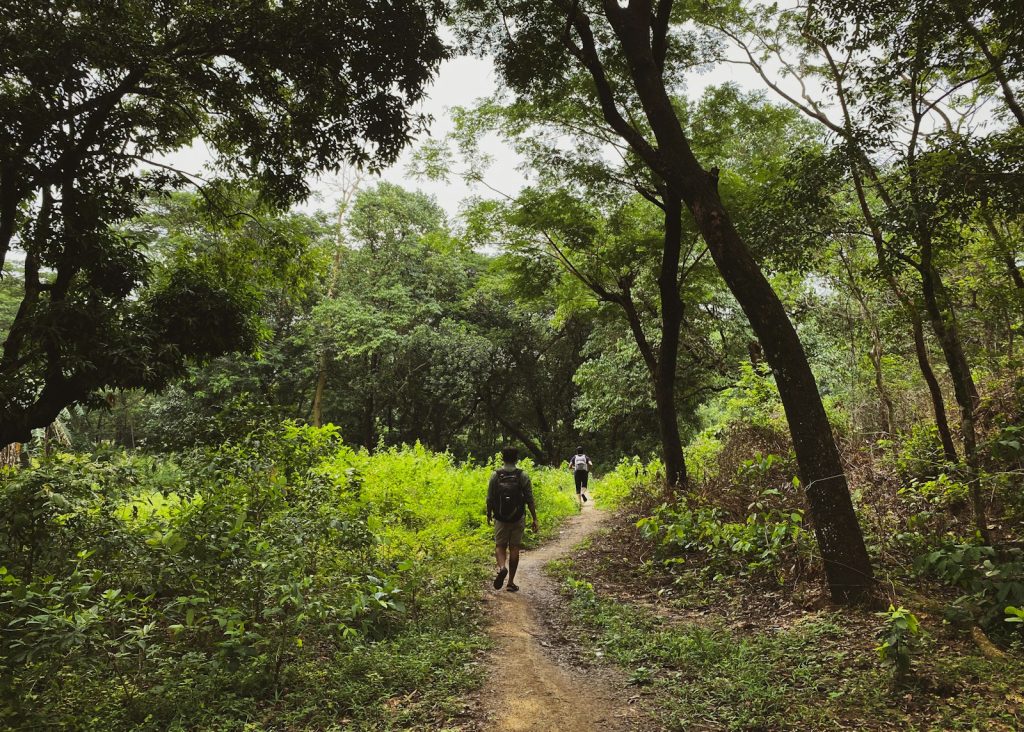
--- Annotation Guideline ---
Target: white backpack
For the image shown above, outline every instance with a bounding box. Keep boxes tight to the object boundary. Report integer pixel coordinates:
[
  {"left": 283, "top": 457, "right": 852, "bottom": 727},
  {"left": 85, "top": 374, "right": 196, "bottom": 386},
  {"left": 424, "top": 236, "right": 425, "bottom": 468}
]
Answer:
[{"left": 572, "top": 454, "right": 589, "bottom": 471}]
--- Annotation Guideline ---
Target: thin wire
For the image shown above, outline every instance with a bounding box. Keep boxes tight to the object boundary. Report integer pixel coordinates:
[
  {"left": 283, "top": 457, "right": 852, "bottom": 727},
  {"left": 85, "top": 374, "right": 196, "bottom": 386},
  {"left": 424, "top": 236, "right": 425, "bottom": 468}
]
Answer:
[{"left": 804, "top": 473, "right": 846, "bottom": 490}]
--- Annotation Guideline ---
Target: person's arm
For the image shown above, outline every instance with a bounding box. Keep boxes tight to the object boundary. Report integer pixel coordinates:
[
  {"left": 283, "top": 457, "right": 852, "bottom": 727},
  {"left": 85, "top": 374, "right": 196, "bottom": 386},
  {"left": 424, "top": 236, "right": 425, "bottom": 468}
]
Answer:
[{"left": 523, "top": 473, "right": 538, "bottom": 531}]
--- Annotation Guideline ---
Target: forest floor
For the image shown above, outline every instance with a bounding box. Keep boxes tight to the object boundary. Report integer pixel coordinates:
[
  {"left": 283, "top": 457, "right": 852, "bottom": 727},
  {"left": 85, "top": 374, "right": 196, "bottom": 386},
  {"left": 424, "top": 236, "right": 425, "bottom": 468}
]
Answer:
[
  {"left": 540, "top": 503, "right": 1024, "bottom": 731},
  {"left": 469, "top": 501, "right": 651, "bottom": 731}
]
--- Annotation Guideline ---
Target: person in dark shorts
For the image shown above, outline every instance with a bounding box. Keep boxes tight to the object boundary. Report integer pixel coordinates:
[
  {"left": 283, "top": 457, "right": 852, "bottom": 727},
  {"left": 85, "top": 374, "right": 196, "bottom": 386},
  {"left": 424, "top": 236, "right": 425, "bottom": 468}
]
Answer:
[
  {"left": 486, "top": 446, "right": 538, "bottom": 592},
  {"left": 568, "top": 446, "right": 593, "bottom": 509}
]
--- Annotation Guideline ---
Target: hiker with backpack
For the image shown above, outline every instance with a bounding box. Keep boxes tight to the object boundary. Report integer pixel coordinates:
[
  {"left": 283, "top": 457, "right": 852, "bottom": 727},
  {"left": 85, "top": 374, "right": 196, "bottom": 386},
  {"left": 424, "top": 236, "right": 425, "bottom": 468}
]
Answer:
[
  {"left": 486, "top": 446, "right": 538, "bottom": 593},
  {"left": 568, "top": 446, "right": 593, "bottom": 509}
]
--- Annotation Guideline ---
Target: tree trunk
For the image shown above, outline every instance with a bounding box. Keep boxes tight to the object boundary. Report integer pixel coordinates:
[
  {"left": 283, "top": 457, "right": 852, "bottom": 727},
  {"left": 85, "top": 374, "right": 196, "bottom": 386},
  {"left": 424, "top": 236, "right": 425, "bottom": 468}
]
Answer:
[
  {"left": 906, "top": 116, "right": 986, "bottom": 540},
  {"left": 616, "top": 289, "right": 688, "bottom": 488},
  {"left": 654, "top": 196, "right": 688, "bottom": 487},
  {"left": 847, "top": 163, "right": 959, "bottom": 461},
  {"left": 550, "top": 194, "right": 690, "bottom": 486},
  {"left": 839, "top": 248, "right": 896, "bottom": 434},
  {"left": 590, "top": 0, "right": 874, "bottom": 602},
  {"left": 689, "top": 186, "right": 874, "bottom": 602},
  {"left": 919, "top": 262, "right": 990, "bottom": 543},
  {"left": 310, "top": 356, "right": 328, "bottom": 428},
  {"left": 652, "top": 376, "right": 687, "bottom": 487},
  {"left": 909, "top": 311, "right": 959, "bottom": 462}
]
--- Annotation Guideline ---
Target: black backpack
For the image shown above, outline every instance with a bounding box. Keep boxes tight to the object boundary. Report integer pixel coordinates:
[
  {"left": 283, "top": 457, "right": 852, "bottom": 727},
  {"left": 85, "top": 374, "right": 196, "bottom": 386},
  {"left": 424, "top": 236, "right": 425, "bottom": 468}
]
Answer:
[{"left": 492, "top": 468, "right": 526, "bottom": 522}]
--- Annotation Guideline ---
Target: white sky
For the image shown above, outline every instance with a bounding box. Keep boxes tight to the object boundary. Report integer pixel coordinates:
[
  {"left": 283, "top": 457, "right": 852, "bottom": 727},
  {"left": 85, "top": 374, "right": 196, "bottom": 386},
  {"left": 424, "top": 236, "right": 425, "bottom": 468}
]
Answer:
[
  {"left": 165, "top": 51, "right": 767, "bottom": 221},
  {"left": 164, "top": 54, "right": 523, "bottom": 220}
]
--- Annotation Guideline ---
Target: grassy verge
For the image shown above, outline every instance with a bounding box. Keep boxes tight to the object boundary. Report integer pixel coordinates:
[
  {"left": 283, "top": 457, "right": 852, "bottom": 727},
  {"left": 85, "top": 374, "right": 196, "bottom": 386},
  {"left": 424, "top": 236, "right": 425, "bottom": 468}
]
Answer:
[{"left": 547, "top": 555, "right": 1024, "bottom": 731}]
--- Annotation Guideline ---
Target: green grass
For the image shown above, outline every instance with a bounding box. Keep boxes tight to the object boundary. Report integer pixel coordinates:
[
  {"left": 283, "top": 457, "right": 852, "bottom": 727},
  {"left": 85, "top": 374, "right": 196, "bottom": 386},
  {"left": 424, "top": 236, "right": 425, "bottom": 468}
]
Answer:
[
  {"left": 593, "top": 456, "right": 662, "bottom": 510},
  {"left": 548, "top": 560, "right": 1024, "bottom": 731}
]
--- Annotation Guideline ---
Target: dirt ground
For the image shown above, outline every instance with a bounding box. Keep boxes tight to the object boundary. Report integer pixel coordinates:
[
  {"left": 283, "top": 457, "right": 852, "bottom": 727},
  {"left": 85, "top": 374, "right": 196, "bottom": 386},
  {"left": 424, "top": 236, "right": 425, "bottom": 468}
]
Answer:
[{"left": 472, "top": 502, "right": 649, "bottom": 732}]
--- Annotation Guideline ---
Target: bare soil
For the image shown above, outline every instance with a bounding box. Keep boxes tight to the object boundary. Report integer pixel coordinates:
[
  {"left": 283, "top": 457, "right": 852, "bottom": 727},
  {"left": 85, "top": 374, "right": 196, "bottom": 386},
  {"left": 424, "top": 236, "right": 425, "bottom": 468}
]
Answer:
[{"left": 472, "top": 503, "right": 649, "bottom": 732}]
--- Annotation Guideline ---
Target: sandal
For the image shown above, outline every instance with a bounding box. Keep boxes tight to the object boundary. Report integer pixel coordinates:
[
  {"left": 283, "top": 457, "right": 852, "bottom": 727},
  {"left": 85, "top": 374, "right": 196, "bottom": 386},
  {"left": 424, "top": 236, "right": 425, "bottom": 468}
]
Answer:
[
  {"left": 493, "top": 567, "right": 508, "bottom": 589},
  {"left": 506, "top": 582, "right": 519, "bottom": 592}
]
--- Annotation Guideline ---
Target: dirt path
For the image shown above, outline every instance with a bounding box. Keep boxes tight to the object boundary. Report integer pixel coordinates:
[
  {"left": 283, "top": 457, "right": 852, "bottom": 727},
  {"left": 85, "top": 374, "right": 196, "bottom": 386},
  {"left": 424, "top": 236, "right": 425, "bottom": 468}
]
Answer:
[{"left": 475, "top": 502, "right": 642, "bottom": 732}]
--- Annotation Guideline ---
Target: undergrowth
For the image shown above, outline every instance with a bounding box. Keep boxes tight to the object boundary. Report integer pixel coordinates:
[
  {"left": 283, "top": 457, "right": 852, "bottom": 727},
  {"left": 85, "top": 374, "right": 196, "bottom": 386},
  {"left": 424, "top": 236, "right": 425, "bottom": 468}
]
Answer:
[
  {"left": 549, "top": 559, "right": 1024, "bottom": 731},
  {"left": 0, "top": 423, "right": 577, "bottom": 730}
]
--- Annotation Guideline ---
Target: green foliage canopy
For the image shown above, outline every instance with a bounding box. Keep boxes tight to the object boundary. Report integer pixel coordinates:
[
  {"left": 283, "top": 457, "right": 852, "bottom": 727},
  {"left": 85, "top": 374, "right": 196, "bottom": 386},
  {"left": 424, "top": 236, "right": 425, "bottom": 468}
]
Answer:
[{"left": 0, "top": 0, "right": 448, "bottom": 445}]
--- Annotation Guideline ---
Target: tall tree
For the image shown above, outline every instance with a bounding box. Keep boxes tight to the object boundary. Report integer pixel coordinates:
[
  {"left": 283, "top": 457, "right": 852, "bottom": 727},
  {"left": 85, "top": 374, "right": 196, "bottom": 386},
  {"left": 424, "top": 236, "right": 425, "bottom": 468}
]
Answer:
[
  {"left": 456, "top": 0, "right": 875, "bottom": 602},
  {"left": 497, "top": 188, "right": 703, "bottom": 486},
  {"left": 310, "top": 169, "right": 364, "bottom": 428},
  {"left": 0, "top": 0, "right": 448, "bottom": 446},
  {"left": 713, "top": 0, "right": 1024, "bottom": 540}
]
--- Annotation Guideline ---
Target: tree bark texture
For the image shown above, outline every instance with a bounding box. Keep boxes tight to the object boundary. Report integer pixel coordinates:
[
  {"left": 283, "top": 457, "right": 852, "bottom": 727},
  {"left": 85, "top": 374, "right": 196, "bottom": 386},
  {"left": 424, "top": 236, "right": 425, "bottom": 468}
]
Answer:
[
  {"left": 653, "top": 196, "right": 688, "bottom": 487},
  {"left": 614, "top": 280, "right": 687, "bottom": 488}
]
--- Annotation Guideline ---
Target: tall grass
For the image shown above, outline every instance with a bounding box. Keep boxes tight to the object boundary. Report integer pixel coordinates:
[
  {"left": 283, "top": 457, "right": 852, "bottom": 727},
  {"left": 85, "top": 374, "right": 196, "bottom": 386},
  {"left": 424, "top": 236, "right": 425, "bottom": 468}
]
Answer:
[
  {"left": 0, "top": 424, "right": 577, "bottom": 730},
  {"left": 595, "top": 456, "right": 663, "bottom": 510}
]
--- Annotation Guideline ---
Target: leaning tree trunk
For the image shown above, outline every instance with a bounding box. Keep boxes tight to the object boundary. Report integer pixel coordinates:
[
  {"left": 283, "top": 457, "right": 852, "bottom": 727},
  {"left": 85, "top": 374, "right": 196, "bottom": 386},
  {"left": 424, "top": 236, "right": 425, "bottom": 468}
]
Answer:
[
  {"left": 909, "top": 310, "right": 959, "bottom": 462},
  {"left": 906, "top": 138, "right": 987, "bottom": 540},
  {"left": 587, "top": 0, "right": 874, "bottom": 602},
  {"left": 688, "top": 186, "right": 874, "bottom": 602}
]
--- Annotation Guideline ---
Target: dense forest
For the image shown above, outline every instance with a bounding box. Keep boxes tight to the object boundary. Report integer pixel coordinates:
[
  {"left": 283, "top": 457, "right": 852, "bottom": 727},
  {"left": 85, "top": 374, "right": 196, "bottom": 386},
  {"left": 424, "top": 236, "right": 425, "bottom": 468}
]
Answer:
[{"left": 2, "top": 0, "right": 1024, "bottom": 730}]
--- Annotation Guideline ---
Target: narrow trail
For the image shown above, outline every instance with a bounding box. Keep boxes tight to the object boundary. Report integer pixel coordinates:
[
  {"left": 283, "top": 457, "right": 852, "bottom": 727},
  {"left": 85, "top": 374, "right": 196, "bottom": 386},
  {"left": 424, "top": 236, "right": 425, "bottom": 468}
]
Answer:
[{"left": 476, "top": 501, "right": 643, "bottom": 732}]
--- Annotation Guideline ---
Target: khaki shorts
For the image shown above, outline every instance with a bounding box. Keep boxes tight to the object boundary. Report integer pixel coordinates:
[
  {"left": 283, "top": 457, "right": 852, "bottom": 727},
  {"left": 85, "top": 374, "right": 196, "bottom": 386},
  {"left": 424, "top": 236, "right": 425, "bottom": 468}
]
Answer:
[{"left": 494, "top": 516, "right": 526, "bottom": 547}]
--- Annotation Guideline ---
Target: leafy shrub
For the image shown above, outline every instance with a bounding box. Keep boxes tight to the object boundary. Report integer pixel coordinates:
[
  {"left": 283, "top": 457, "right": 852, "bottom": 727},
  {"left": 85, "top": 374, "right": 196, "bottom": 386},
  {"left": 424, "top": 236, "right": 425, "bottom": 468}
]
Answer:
[
  {"left": 718, "top": 361, "right": 786, "bottom": 431},
  {"left": 595, "top": 456, "right": 662, "bottom": 509},
  {"left": 877, "top": 423, "right": 949, "bottom": 482},
  {"left": 0, "top": 424, "right": 577, "bottom": 729},
  {"left": 685, "top": 429, "right": 724, "bottom": 484},
  {"left": 874, "top": 605, "right": 922, "bottom": 683},
  {"left": 915, "top": 544, "right": 1024, "bottom": 630},
  {"left": 898, "top": 472, "right": 970, "bottom": 509},
  {"left": 636, "top": 491, "right": 809, "bottom": 579},
  {"left": 988, "top": 423, "right": 1024, "bottom": 465}
]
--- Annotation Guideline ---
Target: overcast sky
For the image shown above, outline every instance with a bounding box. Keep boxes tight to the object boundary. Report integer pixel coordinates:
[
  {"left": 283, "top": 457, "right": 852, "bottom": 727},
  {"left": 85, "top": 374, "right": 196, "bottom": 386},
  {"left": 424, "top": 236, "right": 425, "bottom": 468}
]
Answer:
[
  {"left": 367, "top": 53, "right": 763, "bottom": 218},
  {"left": 373, "top": 53, "right": 767, "bottom": 218},
  {"left": 166, "top": 50, "right": 767, "bottom": 221}
]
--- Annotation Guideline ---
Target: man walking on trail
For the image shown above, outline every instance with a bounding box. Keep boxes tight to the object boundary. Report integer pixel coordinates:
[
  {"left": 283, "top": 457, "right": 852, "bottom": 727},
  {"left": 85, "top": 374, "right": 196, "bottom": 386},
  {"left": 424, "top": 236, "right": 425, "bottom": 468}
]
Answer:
[
  {"left": 568, "top": 446, "right": 593, "bottom": 509},
  {"left": 487, "top": 446, "right": 538, "bottom": 593}
]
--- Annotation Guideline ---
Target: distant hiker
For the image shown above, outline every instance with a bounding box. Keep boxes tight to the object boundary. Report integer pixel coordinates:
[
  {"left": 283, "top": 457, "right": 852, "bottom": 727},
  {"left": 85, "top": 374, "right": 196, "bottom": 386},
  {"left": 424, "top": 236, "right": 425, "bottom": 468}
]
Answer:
[
  {"left": 486, "top": 446, "right": 538, "bottom": 593},
  {"left": 568, "top": 446, "right": 593, "bottom": 508}
]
